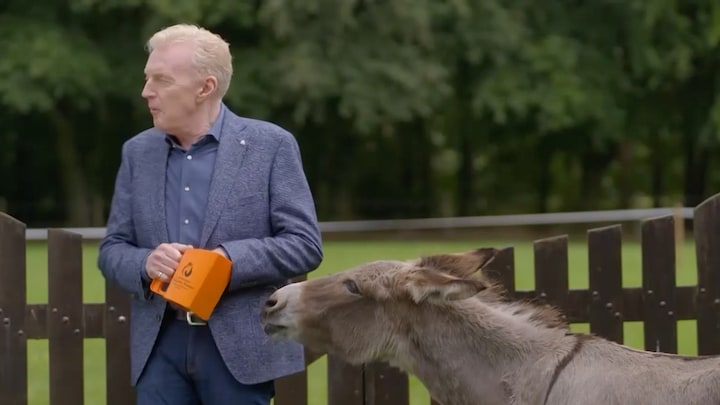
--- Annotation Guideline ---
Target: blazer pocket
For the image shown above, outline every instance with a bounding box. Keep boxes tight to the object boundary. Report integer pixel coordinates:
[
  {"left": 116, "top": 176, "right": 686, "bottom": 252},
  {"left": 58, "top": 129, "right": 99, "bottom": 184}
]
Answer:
[
  {"left": 232, "top": 192, "right": 264, "bottom": 208},
  {"left": 216, "top": 192, "right": 270, "bottom": 238}
]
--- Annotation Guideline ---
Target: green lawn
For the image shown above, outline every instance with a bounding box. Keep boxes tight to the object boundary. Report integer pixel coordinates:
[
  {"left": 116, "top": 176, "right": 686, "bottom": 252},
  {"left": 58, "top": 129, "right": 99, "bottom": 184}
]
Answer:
[{"left": 23, "top": 236, "right": 700, "bottom": 405}]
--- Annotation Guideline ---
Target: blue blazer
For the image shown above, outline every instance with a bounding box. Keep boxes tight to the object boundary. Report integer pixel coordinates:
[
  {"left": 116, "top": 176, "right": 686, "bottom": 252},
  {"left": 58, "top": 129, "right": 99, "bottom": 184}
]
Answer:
[{"left": 97, "top": 108, "right": 323, "bottom": 386}]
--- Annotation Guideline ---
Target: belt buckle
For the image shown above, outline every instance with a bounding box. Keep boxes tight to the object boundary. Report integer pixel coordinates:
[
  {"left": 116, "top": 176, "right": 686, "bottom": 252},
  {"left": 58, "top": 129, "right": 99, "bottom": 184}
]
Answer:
[{"left": 186, "top": 311, "right": 207, "bottom": 326}]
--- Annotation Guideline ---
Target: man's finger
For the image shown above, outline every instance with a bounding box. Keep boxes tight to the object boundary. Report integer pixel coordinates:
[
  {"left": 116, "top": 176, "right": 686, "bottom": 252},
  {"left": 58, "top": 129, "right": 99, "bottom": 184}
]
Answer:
[
  {"left": 155, "top": 264, "right": 174, "bottom": 279},
  {"left": 170, "top": 243, "right": 193, "bottom": 252},
  {"left": 163, "top": 248, "right": 183, "bottom": 261}
]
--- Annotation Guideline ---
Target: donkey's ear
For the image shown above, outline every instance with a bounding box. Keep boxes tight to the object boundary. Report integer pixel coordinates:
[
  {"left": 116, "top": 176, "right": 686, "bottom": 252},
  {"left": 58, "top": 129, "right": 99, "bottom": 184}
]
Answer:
[
  {"left": 416, "top": 247, "right": 499, "bottom": 278},
  {"left": 406, "top": 269, "right": 488, "bottom": 304}
]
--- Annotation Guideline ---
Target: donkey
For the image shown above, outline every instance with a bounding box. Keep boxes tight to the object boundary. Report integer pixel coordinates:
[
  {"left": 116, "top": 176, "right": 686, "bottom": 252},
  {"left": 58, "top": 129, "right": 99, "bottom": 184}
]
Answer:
[{"left": 261, "top": 248, "right": 720, "bottom": 405}]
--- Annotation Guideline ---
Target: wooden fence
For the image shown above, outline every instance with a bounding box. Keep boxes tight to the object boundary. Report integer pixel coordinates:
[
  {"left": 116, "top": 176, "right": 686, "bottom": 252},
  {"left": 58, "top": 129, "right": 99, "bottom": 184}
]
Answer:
[{"left": 2, "top": 192, "right": 720, "bottom": 404}]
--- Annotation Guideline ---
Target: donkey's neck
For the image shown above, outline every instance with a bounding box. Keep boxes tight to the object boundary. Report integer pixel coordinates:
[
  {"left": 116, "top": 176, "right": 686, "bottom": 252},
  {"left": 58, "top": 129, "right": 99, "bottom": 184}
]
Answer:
[{"left": 397, "top": 299, "right": 569, "bottom": 405}]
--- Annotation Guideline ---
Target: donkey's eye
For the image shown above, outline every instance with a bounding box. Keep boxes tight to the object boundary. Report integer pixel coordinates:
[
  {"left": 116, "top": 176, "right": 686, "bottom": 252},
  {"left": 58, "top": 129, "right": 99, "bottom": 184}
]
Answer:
[{"left": 343, "top": 279, "right": 361, "bottom": 295}]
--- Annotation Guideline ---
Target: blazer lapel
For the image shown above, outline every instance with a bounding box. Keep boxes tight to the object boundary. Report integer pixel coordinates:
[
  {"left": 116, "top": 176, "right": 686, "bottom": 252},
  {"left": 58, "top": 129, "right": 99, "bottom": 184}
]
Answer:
[
  {"left": 199, "top": 114, "right": 248, "bottom": 247},
  {"left": 145, "top": 134, "right": 170, "bottom": 245}
]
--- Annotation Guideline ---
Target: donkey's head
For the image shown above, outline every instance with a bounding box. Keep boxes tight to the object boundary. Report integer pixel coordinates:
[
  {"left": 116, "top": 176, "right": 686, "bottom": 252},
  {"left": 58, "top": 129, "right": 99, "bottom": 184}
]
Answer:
[{"left": 261, "top": 248, "right": 499, "bottom": 364}]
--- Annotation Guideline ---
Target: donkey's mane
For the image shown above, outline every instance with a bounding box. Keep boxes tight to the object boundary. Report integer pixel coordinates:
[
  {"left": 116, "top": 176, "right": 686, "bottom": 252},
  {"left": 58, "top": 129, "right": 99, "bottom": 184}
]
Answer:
[
  {"left": 414, "top": 251, "right": 569, "bottom": 331},
  {"left": 472, "top": 275, "right": 570, "bottom": 331}
]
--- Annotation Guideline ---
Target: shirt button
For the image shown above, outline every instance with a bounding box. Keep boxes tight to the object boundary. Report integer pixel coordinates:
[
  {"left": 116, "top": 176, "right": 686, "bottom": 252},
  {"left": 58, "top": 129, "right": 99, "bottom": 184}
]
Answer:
[
  {"left": 184, "top": 219, "right": 190, "bottom": 224},
  {"left": 186, "top": 155, "right": 193, "bottom": 160},
  {"left": 184, "top": 186, "right": 190, "bottom": 192}
]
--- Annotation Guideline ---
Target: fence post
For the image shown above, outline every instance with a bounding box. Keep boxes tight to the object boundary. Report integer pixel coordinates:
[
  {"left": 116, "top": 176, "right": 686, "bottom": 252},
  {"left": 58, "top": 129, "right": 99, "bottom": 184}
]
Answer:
[
  {"left": 482, "top": 246, "right": 516, "bottom": 293},
  {"left": 47, "top": 229, "right": 85, "bottom": 404},
  {"left": 274, "top": 350, "right": 310, "bottom": 405},
  {"left": 693, "top": 193, "right": 720, "bottom": 355},
  {"left": 105, "top": 282, "right": 134, "bottom": 404},
  {"left": 364, "top": 362, "right": 408, "bottom": 405},
  {"left": 533, "top": 235, "right": 569, "bottom": 315},
  {"left": 641, "top": 215, "right": 678, "bottom": 354},
  {"left": 274, "top": 371, "right": 308, "bottom": 405},
  {"left": 0, "top": 213, "right": 28, "bottom": 404},
  {"left": 327, "top": 355, "right": 363, "bottom": 405},
  {"left": 588, "top": 225, "right": 623, "bottom": 343}
]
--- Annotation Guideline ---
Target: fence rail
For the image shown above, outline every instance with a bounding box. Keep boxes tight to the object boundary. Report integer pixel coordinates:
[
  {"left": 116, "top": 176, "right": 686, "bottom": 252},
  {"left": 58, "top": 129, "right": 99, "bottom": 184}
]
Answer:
[
  {"left": 23, "top": 206, "right": 694, "bottom": 241},
  {"left": 1, "top": 196, "right": 719, "bottom": 404}
]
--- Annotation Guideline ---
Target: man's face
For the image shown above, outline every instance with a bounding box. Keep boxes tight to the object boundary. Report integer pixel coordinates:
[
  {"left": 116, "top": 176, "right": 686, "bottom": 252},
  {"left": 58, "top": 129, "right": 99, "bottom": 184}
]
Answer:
[{"left": 141, "top": 44, "right": 203, "bottom": 134}]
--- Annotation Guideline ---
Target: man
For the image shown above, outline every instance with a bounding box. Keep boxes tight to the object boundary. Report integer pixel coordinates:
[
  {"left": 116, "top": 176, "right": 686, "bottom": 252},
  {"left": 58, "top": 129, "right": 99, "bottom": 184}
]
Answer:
[{"left": 97, "top": 23, "right": 323, "bottom": 404}]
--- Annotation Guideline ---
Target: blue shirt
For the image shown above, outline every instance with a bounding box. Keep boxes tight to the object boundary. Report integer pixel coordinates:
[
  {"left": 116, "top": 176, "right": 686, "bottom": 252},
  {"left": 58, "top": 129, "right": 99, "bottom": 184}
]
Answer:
[{"left": 164, "top": 105, "right": 226, "bottom": 247}]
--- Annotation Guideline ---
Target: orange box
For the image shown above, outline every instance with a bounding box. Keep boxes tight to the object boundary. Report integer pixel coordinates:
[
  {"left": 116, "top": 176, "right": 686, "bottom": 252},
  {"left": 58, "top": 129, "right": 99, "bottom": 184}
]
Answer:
[{"left": 150, "top": 248, "right": 232, "bottom": 320}]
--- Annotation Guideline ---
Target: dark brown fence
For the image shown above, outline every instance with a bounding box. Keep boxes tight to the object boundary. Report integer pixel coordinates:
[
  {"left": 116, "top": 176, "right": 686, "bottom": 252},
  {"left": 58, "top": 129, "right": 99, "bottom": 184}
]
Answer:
[{"left": 2, "top": 192, "right": 720, "bottom": 405}]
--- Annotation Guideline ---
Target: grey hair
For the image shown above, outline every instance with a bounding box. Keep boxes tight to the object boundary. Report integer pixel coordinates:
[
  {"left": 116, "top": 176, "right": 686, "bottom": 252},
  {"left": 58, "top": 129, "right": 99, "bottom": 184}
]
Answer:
[{"left": 146, "top": 24, "right": 233, "bottom": 98}]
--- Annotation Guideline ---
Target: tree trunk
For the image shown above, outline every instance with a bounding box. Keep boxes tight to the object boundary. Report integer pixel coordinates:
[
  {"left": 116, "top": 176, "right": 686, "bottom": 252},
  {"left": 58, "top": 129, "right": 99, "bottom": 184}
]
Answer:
[
  {"left": 400, "top": 119, "right": 432, "bottom": 217},
  {"left": 454, "top": 58, "right": 475, "bottom": 217},
  {"left": 50, "top": 108, "right": 91, "bottom": 226},
  {"left": 617, "top": 140, "right": 634, "bottom": 208},
  {"left": 456, "top": 134, "right": 473, "bottom": 216},
  {"left": 579, "top": 145, "right": 615, "bottom": 210},
  {"left": 537, "top": 145, "right": 552, "bottom": 213},
  {"left": 91, "top": 192, "right": 106, "bottom": 226},
  {"left": 649, "top": 131, "right": 664, "bottom": 207},
  {"left": 682, "top": 137, "right": 708, "bottom": 208}
]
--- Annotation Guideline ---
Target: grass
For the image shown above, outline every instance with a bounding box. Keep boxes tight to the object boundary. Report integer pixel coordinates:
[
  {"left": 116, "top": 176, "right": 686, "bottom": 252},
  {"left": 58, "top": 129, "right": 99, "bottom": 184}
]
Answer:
[{"left": 23, "top": 235, "right": 700, "bottom": 405}]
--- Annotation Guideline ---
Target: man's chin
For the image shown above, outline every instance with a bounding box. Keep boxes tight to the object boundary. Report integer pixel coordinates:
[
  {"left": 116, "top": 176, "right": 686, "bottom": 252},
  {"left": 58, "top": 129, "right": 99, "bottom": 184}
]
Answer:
[
  {"left": 148, "top": 111, "right": 162, "bottom": 124},
  {"left": 151, "top": 118, "right": 167, "bottom": 132}
]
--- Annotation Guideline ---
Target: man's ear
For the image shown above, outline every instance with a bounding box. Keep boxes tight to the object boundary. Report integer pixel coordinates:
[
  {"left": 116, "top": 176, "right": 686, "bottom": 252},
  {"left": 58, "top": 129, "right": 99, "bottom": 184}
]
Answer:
[
  {"left": 197, "top": 75, "right": 218, "bottom": 100},
  {"left": 406, "top": 269, "right": 488, "bottom": 304}
]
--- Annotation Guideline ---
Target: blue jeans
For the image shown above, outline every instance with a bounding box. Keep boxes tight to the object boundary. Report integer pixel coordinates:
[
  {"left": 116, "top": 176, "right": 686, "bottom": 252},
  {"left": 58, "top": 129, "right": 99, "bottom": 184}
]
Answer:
[{"left": 136, "top": 315, "right": 275, "bottom": 405}]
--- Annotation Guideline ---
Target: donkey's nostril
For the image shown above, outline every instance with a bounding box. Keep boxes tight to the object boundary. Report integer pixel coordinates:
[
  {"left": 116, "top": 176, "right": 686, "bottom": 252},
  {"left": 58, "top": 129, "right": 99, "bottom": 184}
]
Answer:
[{"left": 265, "top": 298, "right": 278, "bottom": 308}]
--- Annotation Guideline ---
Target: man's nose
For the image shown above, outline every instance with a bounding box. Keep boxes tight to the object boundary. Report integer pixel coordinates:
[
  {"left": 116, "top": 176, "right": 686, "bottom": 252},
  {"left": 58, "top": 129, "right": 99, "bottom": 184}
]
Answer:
[{"left": 141, "top": 82, "right": 153, "bottom": 99}]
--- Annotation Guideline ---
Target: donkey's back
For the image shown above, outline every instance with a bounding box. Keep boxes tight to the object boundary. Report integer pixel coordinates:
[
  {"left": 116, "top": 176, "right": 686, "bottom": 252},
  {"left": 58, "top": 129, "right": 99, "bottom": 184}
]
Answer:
[{"left": 545, "top": 336, "right": 720, "bottom": 404}]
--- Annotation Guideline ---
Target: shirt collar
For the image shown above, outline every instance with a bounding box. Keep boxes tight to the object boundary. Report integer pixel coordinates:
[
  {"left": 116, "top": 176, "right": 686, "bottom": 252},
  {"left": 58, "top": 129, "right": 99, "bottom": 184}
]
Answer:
[
  {"left": 207, "top": 103, "right": 226, "bottom": 141},
  {"left": 164, "top": 103, "right": 226, "bottom": 147}
]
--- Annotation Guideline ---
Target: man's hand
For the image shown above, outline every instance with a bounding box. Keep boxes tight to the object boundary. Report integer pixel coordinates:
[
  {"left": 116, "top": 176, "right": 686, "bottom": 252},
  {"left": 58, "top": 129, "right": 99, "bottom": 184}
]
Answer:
[{"left": 145, "top": 243, "right": 193, "bottom": 281}]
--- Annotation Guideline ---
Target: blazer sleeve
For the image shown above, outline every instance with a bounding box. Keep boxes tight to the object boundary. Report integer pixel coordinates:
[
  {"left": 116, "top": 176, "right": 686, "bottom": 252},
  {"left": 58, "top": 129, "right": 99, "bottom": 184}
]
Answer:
[
  {"left": 220, "top": 134, "right": 323, "bottom": 291},
  {"left": 97, "top": 141, "right": 154, "bottom": 299}
]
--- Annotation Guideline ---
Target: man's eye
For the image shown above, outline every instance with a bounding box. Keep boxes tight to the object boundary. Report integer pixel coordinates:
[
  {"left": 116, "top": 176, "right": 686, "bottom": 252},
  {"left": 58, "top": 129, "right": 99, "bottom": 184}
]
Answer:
[
  {"left": 146, "top": 76, "right": 172, "bottom": 86},
  {"left": 343, "top": 279, "right": 361, "bottom": 295}
]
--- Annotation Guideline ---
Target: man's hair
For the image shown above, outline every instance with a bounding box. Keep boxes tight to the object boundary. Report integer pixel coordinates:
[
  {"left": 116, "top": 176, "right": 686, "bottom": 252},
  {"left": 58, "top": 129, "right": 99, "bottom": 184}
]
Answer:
[{"left": 146, "top": 24, "right": 233, "bottom": 98}]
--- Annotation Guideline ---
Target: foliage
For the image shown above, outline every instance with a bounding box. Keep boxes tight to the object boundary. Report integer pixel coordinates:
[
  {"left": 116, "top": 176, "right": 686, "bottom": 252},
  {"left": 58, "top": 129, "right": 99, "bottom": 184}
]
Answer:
[{"left": 1, "top": 0, "right": 720, "bottom": 226}]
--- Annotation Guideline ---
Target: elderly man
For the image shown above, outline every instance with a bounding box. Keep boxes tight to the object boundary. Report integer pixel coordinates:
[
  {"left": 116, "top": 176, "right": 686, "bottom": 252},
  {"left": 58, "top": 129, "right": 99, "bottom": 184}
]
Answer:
[{"left": 97, "top": 24, "right": 323, "bottom": 405}]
